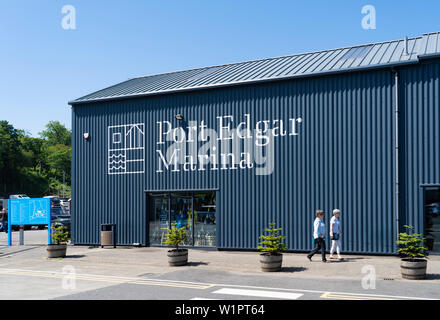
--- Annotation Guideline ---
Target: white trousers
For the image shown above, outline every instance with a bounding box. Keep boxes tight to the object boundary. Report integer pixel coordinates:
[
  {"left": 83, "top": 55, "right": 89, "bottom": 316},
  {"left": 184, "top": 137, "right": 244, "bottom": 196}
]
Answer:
[{"left": 330, "top": 239, "right": 341, "bottom": 256}]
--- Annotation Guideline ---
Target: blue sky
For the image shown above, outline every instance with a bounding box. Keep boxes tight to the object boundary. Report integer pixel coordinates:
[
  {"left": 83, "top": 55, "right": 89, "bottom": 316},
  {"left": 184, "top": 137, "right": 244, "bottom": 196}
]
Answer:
[{"left": 1, "top": 0, "right": 439, "bottom": 136}]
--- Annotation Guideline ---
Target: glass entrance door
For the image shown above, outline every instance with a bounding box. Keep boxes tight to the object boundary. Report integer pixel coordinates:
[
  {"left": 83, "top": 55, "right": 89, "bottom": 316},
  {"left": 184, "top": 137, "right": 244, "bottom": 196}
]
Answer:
[
  {"left": 148, "top": 191, "right": 216, "bottom": 247},
  {"left": 424, "top": 187, "right": 440, "bottom": 253},
  {"left": 194, "top": 192, "right": 216, "bottom": 247},
  {"left": 148, "top": 193, "right": 169, "bottom": 245},
  {"left": 170, "top": 192, "right": 193, "bottom": 246}
]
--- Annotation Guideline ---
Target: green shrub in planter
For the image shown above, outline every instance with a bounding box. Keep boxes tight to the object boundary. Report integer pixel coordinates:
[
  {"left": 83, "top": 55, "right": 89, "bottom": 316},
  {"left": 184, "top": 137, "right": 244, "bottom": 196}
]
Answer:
[
  {"left": 258, "top": 222, "right": 287, "bottom": 255},
  {"left": 51, "top": 224, "right": 71, "bottom": 245},
  {"left": 396, "top": 225, "right": 428, "bottom": 259},
  {"left": 258, "top": 222, "right": 287, "bottom": 272},
  {"left": 164, "top": 225, "right": 189, "bottom": 266},
  {"left": 164, "top": 225, "right": 188, "bottom": 251},
  {"left": 47, "top": 224, "right": 70, "bottom": 258},
  {"left": 396, "top": 225, "right": 428, "bottom": 280}
]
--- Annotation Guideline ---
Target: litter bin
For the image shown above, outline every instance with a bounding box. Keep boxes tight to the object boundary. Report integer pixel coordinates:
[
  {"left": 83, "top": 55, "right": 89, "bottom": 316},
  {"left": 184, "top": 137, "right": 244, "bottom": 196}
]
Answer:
[{"left": 101, "top": 224, "right": 116, "bottom": 248}]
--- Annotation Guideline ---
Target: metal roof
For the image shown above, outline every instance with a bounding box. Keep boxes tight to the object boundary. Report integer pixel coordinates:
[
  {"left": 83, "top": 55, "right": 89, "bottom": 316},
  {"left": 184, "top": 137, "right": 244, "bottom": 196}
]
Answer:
[{"left": 70, "top": 32, "right": 440, "bottom": 105}]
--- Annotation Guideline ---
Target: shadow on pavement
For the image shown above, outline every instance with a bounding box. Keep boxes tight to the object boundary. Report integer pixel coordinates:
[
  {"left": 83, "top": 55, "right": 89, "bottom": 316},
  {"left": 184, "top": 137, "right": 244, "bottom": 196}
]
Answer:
[
  {"left": 426, "top": 273, "right": 440, "bottom": 280},
  {"left": 63, "top": 254, "right": 86, "bottom": 259},
  {"left": 333, "top": 257, "right": 367, "bottom": 262},
  {"left": 0, "top": 246, "right": 42, "bottom": 257},
  {"left": 186, "top": 261, "right": 209, "bottom": 267},
  {"left": 281, "top": 267, "right": 307, "bottom": 273}
]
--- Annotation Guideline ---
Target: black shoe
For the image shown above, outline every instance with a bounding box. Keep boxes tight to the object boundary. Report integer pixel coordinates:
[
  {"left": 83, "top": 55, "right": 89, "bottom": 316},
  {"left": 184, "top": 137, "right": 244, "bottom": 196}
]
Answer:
[{"left": 307, "top": 256, "right": 312, "bottom": 261}]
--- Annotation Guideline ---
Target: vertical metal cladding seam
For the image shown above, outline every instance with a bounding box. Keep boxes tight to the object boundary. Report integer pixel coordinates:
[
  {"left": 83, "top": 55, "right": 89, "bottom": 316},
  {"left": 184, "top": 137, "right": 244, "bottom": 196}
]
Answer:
[
  {"left": 243, "top": 88, "right": 248, "bottom": 248},
  {"left": 376, "top": 76, "right": 381, "bottom": 253},
  {"left": 287, "top": 83, "right": 294, "bottom": 249},
  {"left": 374, "top": 74, "right": 381, "bottom": 252},
  {"left": 359, "top": 74, "right": 365, "bottom": 252},
  {"left": 367, "top": 75, "right": 373, "bottom": 252}
]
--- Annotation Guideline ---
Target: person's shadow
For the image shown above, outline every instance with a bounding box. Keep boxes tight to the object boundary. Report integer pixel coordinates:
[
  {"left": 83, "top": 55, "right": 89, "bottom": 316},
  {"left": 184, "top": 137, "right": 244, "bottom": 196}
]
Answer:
[{"left": 329, "top": 257, "right": 367, "bottom": 263}]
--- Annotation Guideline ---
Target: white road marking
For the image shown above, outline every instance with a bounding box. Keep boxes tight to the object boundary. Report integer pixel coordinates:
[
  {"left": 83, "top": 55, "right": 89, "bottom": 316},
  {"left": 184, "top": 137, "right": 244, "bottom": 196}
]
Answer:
[
  {"left": 0, "top": 267, "right": 436, "bottom": 300},
  {"left": 320, "top": 292, "right": 396, "bottom": 300},
  {"left": 191, "top": 298, "right": 219, "bottom": 300},
  {"left": 212, "top": 288, "right": 303, "bottom": 300},
  {"left": 0, "top": 268, "right": 212, "bottom": 289},
  {"left": 209, "top": 283, "right": 436, "bottom": 301}
]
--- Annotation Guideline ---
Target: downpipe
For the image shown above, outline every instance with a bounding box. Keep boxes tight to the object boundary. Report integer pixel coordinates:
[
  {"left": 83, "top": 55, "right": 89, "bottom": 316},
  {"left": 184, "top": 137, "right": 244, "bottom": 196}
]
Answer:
[{"left": 392, "top": 68, "right": 400, "bottom": 243}]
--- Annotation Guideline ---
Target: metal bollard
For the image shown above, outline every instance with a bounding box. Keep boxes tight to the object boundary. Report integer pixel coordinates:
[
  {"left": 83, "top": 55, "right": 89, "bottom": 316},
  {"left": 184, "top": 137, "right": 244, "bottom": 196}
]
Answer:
[{"left": 19, "top": 225, "right": 24, "bottom": 245}]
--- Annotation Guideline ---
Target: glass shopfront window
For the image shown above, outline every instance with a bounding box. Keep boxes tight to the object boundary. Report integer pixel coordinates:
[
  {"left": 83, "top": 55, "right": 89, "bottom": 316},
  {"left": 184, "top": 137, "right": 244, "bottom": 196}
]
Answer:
[
  {"left": 424, "top": 187, "right": 440, "bottom": 253},
  {"left": 148, "top": 191, "right": 216, "bottom": 247}
]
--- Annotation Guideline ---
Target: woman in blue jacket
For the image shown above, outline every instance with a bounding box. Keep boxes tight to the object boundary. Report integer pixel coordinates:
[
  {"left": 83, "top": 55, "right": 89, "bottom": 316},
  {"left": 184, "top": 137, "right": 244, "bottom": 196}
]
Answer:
[{"left": 307, "top": 210, "right": 328, "bottom": 262}]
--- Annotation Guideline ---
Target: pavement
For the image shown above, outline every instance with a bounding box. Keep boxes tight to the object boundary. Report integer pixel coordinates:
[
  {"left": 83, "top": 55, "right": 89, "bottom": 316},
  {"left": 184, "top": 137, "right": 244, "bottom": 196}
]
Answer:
[{"left": 0, "top": 230, "right": 439, "bottom": 300}]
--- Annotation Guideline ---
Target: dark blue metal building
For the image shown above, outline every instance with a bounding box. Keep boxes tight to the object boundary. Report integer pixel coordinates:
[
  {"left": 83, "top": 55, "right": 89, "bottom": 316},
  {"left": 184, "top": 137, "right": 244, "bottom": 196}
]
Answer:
[{"left": 69, "top": 32, "right": 440, "bottom": 254}]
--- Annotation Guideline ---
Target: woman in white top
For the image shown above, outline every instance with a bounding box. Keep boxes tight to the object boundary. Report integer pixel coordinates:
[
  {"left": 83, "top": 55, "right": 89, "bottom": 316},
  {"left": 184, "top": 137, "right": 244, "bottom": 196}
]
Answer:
[{"left": 329, "top": 209, "right": 343, "bottom": 260}]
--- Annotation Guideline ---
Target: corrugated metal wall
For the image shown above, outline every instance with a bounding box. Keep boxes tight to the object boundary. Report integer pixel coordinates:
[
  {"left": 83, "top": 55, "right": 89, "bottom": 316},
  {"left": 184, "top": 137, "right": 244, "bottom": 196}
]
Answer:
[
  {"left": 400, "top": 60, "right": 440, "bottom": 233},
  {"left": 72, "top": 101, "right": 147, "bottom": 245},
  {"left": 72, "top": 63, "right": 439, "bottom": 254}
]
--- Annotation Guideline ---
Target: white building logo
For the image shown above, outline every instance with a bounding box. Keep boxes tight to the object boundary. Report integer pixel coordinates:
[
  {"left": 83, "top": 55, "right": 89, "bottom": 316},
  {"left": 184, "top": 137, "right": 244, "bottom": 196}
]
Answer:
[
  {"left": 108, "top": 123, "right": 145, "bottom": 175},
  {"left": 155, "top": 114, "right": 303, "bottom": 176}
]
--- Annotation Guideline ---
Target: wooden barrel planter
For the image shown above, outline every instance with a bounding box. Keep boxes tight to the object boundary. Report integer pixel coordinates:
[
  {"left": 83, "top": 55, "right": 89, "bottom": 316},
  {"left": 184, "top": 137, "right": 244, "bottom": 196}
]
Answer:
[
  {"left": 167, "top": 249, "right": 188, "bottom": 266},
  {"left": 400, "top": 258, "right": 427, "bottom": 280},
  {"left": 260, "top": 253, "right": 283, "bottom": 272},
  {"left": 47, "top": 244, "right": 67, "bottom": 258}
]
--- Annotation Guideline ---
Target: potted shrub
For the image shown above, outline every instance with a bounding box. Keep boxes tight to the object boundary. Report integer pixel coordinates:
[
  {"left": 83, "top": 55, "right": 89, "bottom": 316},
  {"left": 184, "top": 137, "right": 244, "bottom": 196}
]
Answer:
[
  {"left": 164, "top": 225, "right": 188, "bottom": 266},
  {"left": 258, "top": 222, "right": 287, "bottom": 272},
  {"left": 47, "top": 224, "right": 70, "bottom": 258},
  {"left": 396, "top": 225, "right": 428, "bottom": 280}
]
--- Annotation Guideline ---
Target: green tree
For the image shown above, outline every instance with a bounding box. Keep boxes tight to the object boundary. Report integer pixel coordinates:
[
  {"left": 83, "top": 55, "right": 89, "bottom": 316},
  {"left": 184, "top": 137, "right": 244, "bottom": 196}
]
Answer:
[
  {"left": 45, "top": 144, "right": 71, "bottom": 183},
  {"left": 164, "top": 225, "right": 188, "bottom": 251},
  {"left": 258, "top": 222, "right": 287, "bottom": 255},
  {"left": 39, "top": 121, "right": 71, "bottom": 147},
  {"left": 20, "top": 135, "right": 45, "bottom": 171},
  {"left": 0, "top": 121, "right": 25, "bottom": 195},
  {"left": 396, "top": 225, "right": 428, "bottom": 259},
  {"left": 51, "top": 224, "right": 71, "bottom": 244},
  {"left": 0, "top": 120, "right": 71, "bottom": 197},
  {"left": 39, "top": 121, "right": 72, "bottom": 196}
]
